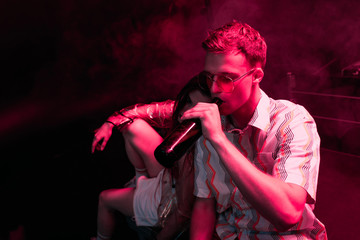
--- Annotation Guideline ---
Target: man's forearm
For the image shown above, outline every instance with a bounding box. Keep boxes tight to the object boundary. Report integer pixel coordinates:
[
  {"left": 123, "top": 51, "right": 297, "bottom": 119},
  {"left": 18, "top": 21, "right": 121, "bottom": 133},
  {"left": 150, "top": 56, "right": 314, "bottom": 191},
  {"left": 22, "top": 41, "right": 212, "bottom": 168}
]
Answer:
[
  {"left": 190, "top": 197, "right": 216, "bottom": 240},
  {"left": 210, "top": 135, "right": 307, "bottom": 231}
]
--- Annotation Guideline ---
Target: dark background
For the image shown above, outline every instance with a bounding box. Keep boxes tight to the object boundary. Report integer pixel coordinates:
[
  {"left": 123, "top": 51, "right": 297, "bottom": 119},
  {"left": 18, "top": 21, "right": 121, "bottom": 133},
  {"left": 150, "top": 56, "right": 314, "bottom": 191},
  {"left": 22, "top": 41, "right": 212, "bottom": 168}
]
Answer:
[{"left": 1, "top": 0, "right": 359, "bottom": 239}]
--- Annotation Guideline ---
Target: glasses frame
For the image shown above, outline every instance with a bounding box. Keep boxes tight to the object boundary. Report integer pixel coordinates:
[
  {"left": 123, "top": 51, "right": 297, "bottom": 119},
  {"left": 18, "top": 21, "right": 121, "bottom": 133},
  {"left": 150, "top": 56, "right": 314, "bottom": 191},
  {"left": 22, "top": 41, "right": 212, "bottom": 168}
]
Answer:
[{"left": 200, "top": 68, "right": 257, "bottom": 93}]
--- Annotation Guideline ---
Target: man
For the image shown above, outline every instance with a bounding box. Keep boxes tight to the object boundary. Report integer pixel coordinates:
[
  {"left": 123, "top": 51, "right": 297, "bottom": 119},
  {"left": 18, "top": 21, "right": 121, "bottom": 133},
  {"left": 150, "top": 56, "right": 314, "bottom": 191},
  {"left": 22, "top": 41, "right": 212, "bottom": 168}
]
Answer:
[{"left": 180, "top": 21, "right": 327, "bottom": 239}]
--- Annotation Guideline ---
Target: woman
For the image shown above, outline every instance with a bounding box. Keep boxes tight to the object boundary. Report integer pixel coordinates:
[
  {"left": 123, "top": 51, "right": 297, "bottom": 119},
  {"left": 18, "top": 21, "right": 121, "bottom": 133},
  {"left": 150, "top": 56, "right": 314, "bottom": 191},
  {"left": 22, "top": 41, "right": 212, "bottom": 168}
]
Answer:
[{"left": 93, "top": 76, "right": 212, "bottom": 240}]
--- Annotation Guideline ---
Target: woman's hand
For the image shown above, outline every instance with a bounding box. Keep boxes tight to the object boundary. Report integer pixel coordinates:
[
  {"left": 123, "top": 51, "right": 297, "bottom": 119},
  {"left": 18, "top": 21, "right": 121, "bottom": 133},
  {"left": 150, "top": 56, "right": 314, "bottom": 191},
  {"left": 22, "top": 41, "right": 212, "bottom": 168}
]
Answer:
[{"left": 91, "top": 122, "right": 114, "bottom": 153}]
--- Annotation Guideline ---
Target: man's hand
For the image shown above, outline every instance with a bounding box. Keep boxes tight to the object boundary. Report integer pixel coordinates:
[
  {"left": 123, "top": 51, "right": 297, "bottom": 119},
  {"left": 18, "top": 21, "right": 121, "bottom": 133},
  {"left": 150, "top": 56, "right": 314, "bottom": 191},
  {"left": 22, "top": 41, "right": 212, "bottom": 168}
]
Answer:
[
  {"left": 180, "top": 102, "right": 224, "bottom": 142},
  {"left": 91, "top": 122, "right": 114, "bottom": 153}
]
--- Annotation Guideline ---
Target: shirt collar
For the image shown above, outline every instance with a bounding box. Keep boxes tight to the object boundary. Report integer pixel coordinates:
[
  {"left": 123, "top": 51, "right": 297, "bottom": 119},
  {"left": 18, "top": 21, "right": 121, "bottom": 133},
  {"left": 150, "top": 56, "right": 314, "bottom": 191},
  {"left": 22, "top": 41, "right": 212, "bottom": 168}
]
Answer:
[{"left": 221, "top": 89, "right": 271, "bottom": 134}]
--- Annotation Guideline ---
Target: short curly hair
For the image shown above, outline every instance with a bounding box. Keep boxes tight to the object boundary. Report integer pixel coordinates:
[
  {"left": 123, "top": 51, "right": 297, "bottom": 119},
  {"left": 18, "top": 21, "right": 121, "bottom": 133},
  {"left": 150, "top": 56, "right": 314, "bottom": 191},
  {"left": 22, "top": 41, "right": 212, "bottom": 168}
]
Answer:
[{"left": 202, "top": 21, "right": 267, "bottom": 68}]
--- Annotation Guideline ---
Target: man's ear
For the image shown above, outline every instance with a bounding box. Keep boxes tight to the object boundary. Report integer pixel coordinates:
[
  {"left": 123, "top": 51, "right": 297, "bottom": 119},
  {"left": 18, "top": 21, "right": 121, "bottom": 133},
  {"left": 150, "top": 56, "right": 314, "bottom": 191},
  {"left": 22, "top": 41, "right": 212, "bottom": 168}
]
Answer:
[{"left": 252, "top": 68, "right": 264, "bottom": 84}]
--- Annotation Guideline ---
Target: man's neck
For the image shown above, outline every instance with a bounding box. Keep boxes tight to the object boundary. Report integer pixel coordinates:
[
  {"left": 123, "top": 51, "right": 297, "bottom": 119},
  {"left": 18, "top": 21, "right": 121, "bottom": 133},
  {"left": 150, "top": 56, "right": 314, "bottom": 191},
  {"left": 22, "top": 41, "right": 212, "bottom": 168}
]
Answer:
[{"left": 230, "top": 87, "right": 261, "bottom": 130}]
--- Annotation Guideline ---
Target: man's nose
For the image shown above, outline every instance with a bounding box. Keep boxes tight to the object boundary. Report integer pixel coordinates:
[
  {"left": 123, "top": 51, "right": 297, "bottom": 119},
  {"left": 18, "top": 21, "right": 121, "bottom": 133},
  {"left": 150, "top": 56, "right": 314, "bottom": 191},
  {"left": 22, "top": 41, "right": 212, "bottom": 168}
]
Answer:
[{"left": 210, "top": 81, "right": 223, "bottom": 94}]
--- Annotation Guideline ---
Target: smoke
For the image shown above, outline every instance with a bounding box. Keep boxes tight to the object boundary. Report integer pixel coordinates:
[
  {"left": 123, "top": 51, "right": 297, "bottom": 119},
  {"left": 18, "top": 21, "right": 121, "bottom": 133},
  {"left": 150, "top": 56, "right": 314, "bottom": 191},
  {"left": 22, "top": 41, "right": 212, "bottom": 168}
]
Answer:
[
  {"left": 101, "top": 0, "right": 210, "bottom": 103},
  {"left": 205, "top": 0, "right": 360, "bottom": 97},
  {"left": 1, "top": 0, "right": 360, "bottom": 139}
]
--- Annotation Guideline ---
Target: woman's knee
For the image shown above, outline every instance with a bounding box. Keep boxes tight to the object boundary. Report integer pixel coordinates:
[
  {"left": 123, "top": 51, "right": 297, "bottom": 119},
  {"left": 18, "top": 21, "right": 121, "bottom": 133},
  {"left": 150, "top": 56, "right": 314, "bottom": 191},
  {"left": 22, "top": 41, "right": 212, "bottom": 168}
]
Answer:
[
  {"left": 122, "top": 119, "right": 150, "bottom": 138},
  {"left": 99, "top": 189, "right": 121, "bottom": 207},
  {"left": 99, "top": 189, "right": 111, "bottom": 205},
  {"left": 98, "top": 188, "right": 135, "bottom": 215}
]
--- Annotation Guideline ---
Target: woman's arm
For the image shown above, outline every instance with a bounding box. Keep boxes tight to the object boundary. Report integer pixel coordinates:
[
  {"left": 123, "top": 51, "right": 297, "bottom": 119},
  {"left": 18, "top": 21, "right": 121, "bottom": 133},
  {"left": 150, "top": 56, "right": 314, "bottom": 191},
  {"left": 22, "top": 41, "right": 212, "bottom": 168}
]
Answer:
[
  {"left": 190, "top": 197, "right": 216, "bottom": 240},
  {"left": 92, "top": 100, "right": 174, "bottom": 153}
]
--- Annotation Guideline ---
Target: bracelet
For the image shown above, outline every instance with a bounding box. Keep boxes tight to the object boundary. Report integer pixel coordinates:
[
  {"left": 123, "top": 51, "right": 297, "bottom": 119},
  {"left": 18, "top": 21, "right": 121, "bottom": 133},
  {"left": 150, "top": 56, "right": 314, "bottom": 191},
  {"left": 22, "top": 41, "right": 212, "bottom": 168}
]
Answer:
[
  {"left": 105, "top": 120, "right": 116, "bottom": 126},
  {"left": 119, "top": 112, "right": 134, "bottom": 123}
]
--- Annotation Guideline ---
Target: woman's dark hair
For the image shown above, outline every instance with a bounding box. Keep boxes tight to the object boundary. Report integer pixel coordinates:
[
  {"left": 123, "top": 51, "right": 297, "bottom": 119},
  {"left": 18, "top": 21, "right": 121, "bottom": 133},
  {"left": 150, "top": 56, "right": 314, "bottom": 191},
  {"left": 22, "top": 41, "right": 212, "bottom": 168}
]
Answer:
[
  {"left": 171, "top": 75, "right": 210, "bottom": 128},
  {"left": 170, "top": 74, "right": 210, "bottom": 175}
]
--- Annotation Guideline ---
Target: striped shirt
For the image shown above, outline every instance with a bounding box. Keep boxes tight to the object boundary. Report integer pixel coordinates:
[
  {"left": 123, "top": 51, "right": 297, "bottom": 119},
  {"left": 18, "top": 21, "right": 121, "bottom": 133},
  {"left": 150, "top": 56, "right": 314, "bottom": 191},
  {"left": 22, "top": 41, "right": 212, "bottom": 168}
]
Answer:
[{"left": 194, "top": 90, "right": 327, "bottom": 239}]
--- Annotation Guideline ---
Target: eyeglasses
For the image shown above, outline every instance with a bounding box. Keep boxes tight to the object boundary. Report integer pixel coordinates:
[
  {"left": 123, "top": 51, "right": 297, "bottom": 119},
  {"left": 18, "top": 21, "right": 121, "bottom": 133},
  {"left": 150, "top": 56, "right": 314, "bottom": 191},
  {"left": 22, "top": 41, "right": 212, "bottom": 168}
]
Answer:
[{"left": 199, "top": 68, "right": 256, "bottom": 93}]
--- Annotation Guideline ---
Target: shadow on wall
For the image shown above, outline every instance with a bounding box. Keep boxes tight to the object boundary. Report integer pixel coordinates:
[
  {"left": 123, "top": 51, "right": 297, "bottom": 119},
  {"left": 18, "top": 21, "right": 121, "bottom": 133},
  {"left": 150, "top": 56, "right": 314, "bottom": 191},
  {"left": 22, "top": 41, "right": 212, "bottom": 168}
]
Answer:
[{"left": 2, "top": 0, "right": 360, "bottom": 143}]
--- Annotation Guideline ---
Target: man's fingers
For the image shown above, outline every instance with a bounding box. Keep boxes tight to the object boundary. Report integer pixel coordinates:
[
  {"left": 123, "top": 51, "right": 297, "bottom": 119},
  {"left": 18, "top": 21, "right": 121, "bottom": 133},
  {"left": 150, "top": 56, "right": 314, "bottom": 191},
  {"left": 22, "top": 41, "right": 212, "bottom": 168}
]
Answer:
[{"left": 181, "top": 105, "right": 217, "bottom": 120}]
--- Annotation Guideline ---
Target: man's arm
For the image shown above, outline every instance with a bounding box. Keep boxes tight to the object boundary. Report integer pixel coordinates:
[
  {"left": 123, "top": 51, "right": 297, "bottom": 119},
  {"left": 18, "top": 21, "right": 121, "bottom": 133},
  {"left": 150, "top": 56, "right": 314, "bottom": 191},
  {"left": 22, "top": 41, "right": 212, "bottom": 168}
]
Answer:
[
  {"left": 190, "top": 197, "right": 216, "bottom": 240},
  {"left": 210, "top": 136, "right": 307, "bottom": 231},
  {"left": 181, "top": 102, "right": 308, "bottom": 231}
]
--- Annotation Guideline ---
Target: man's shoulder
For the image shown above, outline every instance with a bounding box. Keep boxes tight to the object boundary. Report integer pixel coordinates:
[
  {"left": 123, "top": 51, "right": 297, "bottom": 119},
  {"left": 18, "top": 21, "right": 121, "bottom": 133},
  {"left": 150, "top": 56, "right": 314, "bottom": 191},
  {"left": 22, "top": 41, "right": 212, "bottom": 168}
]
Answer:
[{"left": 268, "top": 98, "right": 315, "bottom": 123}]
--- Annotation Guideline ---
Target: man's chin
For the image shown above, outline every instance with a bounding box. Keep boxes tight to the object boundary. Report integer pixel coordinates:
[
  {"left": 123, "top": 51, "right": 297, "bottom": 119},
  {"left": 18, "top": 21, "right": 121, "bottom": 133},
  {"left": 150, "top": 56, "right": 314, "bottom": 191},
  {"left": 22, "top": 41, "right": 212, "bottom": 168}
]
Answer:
[{"left": 219, "top": 108, "right": 231, "bottom": 116}]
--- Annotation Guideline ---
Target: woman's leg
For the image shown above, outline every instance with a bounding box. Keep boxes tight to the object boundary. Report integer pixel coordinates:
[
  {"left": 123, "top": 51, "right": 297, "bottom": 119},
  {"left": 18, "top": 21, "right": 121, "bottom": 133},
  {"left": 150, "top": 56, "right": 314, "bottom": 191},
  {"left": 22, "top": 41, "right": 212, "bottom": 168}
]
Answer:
[
  {"left": 96, "top": 188, "right": 135, "bottom": 239},
  {"left": 96, "top": 120, "right": 164, "bottom": 239},
  {"left": 122, "top": 119, "right": 164, "bottom": 178}
]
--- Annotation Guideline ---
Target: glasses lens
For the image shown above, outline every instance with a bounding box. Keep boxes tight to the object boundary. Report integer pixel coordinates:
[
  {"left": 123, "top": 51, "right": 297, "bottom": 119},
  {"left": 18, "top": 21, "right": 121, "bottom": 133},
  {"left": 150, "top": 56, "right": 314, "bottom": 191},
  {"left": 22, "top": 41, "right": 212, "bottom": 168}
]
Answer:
[
  {"left": 215, "top": 75, "right": 233, "bottom": 92},
  {"left": 199, "top": 71, "right": 242, "bottom": 93}
]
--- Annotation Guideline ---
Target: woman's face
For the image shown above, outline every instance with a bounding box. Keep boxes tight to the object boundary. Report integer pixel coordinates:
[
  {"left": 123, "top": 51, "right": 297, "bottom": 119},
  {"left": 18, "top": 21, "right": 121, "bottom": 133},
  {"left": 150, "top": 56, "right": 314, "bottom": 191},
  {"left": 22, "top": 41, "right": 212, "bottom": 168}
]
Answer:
[{"left": 181, "top": 90, "right": 212, "bottom": 115}]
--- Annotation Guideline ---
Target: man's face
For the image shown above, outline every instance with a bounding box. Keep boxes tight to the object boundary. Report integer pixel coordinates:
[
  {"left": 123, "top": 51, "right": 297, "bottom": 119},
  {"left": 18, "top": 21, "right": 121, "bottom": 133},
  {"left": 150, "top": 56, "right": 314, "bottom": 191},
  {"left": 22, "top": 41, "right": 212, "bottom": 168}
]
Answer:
[{"left": 203, "top": 52, "right": 255, "bottom": 116}]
